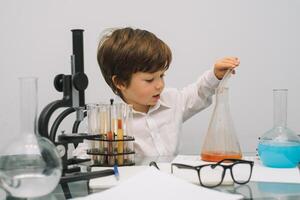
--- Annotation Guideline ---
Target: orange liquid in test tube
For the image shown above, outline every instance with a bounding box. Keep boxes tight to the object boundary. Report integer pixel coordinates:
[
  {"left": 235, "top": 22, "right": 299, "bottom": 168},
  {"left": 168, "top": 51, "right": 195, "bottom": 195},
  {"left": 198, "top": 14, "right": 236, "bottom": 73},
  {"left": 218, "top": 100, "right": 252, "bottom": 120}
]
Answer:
[
  {"left": 117, "top": 119, "right": 124, "bottom": 165},
  {"left": 107, "top": 130, "right": 113, "bottom": 152}
]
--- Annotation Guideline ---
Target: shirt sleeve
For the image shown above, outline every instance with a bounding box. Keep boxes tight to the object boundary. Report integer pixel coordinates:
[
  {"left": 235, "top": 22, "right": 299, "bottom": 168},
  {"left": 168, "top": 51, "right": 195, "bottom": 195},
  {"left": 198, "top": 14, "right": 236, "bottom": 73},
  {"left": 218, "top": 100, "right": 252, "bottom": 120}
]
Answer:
[{"left": 180, "top": 70, "right": 220, "bottom": 122}]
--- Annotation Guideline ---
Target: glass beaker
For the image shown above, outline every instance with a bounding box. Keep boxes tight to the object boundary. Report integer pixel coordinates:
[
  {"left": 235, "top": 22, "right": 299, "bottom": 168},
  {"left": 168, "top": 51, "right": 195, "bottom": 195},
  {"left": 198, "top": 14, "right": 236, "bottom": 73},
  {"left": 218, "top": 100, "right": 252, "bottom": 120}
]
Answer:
[
  {"left": 201, "top": 87, "right": 242, "bottom": 162},
  {"left": 0, "top": 77, "right": 62, "bottom": 198},
  {"left": 258, "top": 89, "right": 300, "bottom": 168}
]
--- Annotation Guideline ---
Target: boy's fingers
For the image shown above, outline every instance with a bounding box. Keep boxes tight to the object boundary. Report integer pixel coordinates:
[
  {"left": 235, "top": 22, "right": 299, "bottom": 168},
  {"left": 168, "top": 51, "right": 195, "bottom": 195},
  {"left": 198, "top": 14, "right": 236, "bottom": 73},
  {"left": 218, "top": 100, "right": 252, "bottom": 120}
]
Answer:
[
  {"left": 225, "top": 58, "right": 240, "bottom": 64},
  {"left": 223, "top": 57, "right": 240, "bottom": 65},
  {"left": 215, "top": 62, "right": 238, "bottom": 69},
  {"left": 224, "top": 57, "right": 239, "bottom": 61},
  {"left": 222, "top": 60, "right": 239, "bottom": 66}
]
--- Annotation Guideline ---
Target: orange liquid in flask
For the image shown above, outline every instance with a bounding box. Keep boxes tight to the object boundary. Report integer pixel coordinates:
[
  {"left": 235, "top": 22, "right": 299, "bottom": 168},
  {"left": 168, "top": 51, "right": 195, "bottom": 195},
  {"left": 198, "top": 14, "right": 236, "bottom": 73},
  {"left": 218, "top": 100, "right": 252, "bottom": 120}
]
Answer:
[{"left": 201, "top": 152, "right": 242, "bottom": 162}]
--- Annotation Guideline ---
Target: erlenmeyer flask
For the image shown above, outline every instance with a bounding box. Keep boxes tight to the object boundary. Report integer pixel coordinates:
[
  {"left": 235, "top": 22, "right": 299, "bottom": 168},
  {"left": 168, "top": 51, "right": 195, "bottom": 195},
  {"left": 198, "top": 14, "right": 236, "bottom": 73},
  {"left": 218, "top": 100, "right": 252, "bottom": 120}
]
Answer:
[
  {"left": 0, "top": 77, "right": 62, "bottom": 198},
  {"left": 258, "top": 89, "right": 300, "bottom": 168},
  {"left": 201, "top": 87, "right": 242, "bottom": 162}
]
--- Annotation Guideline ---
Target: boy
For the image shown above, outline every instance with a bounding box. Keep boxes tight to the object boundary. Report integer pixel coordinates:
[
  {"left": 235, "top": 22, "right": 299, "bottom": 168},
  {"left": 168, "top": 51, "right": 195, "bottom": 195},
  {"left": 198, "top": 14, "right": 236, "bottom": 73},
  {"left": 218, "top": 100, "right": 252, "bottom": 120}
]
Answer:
[{"left": 97, "top": 27, "right": 239, "bottom": 156}]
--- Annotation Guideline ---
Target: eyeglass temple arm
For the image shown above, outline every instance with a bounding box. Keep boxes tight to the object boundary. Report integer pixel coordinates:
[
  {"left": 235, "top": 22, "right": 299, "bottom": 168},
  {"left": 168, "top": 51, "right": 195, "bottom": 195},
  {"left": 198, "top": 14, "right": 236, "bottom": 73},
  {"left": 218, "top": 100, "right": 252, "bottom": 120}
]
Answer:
[
  {"left": 171, "top": 163, "right": 196, "bottom": 173},
  {"left": 149, "top": 161, "right": 160, "bottom": 170}
]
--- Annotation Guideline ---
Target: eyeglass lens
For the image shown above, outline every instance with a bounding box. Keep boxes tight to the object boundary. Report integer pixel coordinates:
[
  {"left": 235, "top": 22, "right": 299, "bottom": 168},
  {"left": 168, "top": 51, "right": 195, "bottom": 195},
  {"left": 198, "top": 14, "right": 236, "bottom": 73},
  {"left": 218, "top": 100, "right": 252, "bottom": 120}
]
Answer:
[
  {"left": 199, "top": 165, "right": 224, "bottom": 187},
  {"left": 199, "top": 162, "right": 252, "bottom": 187},
  {"left": 231, "top": 162, "right": 252, "bottom": 184}
]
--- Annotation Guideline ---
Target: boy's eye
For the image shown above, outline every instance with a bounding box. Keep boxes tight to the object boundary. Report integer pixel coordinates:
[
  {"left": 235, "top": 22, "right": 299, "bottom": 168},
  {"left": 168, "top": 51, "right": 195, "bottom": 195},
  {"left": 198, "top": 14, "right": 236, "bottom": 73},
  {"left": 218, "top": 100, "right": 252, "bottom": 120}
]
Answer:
[{"left": 145, "top": 78, "right": 154, "bottom": 83}]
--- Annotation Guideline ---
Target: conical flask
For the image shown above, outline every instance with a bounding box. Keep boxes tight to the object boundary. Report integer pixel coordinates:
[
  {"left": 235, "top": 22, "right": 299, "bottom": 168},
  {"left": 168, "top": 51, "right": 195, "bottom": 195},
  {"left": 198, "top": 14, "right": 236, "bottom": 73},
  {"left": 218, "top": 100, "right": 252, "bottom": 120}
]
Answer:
[
  {"left": 0, "top": 77, "right": 62, "bottom": 198},
  {"left": 201, "top": 87, "right": 242, "bottom": 162},
  {"left": 258, "top": 89, "right": 300, "bottom": 168}
]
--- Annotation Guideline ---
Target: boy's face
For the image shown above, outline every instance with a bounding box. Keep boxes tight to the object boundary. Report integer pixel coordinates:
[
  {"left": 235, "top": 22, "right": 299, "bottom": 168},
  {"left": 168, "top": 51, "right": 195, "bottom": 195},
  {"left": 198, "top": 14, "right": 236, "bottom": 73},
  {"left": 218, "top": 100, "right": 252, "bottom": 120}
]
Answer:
[{"left": 119, "top": 70, "right": 165, "bottom": 113}]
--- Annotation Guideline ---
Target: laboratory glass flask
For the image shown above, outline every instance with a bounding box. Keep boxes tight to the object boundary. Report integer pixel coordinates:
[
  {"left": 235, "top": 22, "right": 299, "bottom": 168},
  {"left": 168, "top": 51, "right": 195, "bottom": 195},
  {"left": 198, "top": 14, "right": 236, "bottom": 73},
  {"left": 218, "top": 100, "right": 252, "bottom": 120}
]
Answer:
[
  {"left": 201, "top": 87, "right": 242, "bottom": 162},
  {"left": 258, "top": 89, "right": 300, "bottom": 168},
  {"left": 0, "top": 77, "right": 62, "bottom": 198}
]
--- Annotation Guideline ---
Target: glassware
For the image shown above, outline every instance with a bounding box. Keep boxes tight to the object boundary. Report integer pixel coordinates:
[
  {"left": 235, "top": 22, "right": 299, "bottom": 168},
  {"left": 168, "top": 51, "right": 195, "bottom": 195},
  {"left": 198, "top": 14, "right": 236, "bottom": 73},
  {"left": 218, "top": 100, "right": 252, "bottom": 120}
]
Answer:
[
  {"left": 0, "top": 77, "right": 62, "bottom": 198},
  {"left": 201, "top": 70, "right": 242, "bottom": 162},
  {"left": 258, "top": 89, "right": 300, "bottom": 168},
  {"left": 86, "top": 102, "right": 135, "bottom": 166},
  {"left": 171, "top": 159, "right": 254, "bottom": 188},
  {"left": 86, "top": 103, "right": 105, "bottom": 164}
]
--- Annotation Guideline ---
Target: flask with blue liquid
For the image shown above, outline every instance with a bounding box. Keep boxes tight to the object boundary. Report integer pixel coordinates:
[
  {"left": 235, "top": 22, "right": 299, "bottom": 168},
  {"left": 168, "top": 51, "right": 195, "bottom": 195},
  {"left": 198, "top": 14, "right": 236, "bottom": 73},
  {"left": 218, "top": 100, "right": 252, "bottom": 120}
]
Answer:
[{"left": 258, "top": 89, "right": 300, "bottom": 168}]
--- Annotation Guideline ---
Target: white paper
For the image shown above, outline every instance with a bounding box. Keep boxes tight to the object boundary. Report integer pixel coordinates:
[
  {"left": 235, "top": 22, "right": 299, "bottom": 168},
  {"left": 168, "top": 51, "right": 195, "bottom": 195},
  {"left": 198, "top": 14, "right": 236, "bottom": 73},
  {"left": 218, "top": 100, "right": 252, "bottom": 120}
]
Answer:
[
  {"left": 89, "top": 163, "right": 178, "bottom": 189},
  {"left": 89, "top": 162, "right": 233, "bottom": 189},
  {"left": 74, "top": 167, "right": 243, "bottom": 200},
  {"left": 89, "top": 165, "right": 150, "bottom": 189}
]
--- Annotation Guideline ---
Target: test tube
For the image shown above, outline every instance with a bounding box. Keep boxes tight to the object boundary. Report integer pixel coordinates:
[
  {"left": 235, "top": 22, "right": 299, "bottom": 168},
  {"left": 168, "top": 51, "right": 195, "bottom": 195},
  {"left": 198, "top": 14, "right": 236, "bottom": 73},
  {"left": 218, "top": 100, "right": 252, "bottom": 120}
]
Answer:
[
  {"left": 107, "top": 99, "right": 115, "bottom": 166},
  {"left": 98, "top": 104, "right": 108, "bottom": 164},
  {"left": 87, "top": 104, "right": 100, "bottom": 164},
  {"left": 124, "top": 104, "right": 134, "bottom": 164},
  {"left": 116, "top": 104, "right": 124, "bottom": 165}
]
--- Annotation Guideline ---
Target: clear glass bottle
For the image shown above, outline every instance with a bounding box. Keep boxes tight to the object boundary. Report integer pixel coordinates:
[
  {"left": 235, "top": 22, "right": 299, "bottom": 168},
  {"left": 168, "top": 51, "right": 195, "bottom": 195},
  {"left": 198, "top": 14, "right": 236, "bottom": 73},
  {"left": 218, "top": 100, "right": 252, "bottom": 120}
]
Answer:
[
  {"left": 201, "top": 87, "right": 242, "bottom": 162},
  {"left": 0, "top": 77, "right": 62, "bottom": 198},
  {"left": 258, "top": 89, "right": 300, "bottom": 168}
]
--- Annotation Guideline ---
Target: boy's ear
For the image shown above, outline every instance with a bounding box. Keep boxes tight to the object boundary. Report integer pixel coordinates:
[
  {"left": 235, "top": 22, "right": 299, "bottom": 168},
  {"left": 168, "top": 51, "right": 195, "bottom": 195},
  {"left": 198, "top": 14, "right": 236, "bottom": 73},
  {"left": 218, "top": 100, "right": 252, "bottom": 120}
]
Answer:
[{"left": 112, "top": 75, "right": 126, "bottom": 90}]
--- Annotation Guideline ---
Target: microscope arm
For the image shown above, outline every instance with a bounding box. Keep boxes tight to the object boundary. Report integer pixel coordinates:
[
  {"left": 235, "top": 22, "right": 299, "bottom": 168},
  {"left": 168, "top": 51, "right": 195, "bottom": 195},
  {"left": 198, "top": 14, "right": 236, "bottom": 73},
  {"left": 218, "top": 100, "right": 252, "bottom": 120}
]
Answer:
[
  {"left": 50, "top": 107, "right": 76, "bottom": 142},
  {"left": 72, "top": 111, "right": 87, "bottom": 133},
  {"left": 38, "top": 100, "right": 67, "bottom": 139},
  {"left": 50, "top": 107, "right": 87, "bottom": 148}
]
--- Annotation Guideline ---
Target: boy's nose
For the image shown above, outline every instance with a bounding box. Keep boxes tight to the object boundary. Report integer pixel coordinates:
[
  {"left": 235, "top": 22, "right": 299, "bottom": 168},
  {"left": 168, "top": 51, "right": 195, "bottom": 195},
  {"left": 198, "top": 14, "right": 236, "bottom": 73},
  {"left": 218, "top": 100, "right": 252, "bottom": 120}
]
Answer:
[{"left": 155, "top": 80, "right": 164, "bottom": 90}]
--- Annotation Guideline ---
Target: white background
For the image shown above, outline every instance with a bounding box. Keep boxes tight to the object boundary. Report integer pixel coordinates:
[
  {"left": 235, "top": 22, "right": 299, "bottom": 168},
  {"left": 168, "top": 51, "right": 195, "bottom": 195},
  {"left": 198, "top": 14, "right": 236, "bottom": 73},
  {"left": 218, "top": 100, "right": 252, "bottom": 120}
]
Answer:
[{"left": 1, "top": 0, "right": 299, "bottom": 154}]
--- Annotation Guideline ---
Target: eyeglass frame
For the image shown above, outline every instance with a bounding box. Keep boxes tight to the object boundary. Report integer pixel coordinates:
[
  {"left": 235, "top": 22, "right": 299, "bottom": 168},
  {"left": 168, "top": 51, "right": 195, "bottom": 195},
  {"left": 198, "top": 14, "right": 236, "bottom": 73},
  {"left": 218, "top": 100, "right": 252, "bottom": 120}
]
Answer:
[{"left": 171, "top": 159, "right": 254, "bottom": 188}]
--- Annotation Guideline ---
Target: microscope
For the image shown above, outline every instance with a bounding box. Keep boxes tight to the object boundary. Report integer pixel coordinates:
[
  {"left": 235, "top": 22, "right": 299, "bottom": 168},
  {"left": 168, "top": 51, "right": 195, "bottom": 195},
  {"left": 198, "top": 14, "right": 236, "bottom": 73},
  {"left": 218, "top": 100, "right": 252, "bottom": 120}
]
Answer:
[{"left": 38, "top": 29, "right": 114, "bottom": 198}]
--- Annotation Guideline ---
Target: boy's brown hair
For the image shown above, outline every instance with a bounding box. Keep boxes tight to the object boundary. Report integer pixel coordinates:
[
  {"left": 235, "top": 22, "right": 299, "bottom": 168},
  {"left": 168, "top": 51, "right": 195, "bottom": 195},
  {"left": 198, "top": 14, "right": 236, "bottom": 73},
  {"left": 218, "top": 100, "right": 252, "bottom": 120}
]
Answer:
[{"left": 97, "top": 27, "right": 172, "bottom": 96}]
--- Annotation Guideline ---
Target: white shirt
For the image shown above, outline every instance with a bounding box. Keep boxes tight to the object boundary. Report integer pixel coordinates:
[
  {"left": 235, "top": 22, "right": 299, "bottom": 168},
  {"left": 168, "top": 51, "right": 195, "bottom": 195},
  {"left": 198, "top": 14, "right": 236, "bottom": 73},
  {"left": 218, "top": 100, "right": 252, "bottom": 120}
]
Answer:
[{"left": 129, "top": 70, "right": 220, "bottom": 156}]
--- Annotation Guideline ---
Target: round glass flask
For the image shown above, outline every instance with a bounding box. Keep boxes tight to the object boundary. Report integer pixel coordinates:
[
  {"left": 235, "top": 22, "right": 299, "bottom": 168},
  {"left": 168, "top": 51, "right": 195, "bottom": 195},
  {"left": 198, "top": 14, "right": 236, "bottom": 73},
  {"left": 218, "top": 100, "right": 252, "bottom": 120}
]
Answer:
[
  {"left": 258, "top": 89, "right": 300, "bottom": 168},
  {"left": 0, "top": 77, "right": 62, "bottom": 198}
]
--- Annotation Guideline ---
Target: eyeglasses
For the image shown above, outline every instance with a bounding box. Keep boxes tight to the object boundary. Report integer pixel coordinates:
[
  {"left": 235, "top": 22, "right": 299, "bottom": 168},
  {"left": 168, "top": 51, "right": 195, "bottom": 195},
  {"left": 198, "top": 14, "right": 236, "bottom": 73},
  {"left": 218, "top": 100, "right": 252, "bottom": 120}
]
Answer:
[{"left": 171, "top": 159, "right": 254, "bottom": 188}]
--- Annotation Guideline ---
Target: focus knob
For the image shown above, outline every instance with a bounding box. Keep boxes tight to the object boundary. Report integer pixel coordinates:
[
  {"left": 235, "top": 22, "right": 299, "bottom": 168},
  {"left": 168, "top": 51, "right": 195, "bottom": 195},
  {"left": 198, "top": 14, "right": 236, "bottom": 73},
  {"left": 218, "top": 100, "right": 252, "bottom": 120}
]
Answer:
[
  {"left": 54, "top": 74, "right": 64, "bottom": 92},
  {"left": 73, "top": 72, "right": 88, "bottom": 91}
]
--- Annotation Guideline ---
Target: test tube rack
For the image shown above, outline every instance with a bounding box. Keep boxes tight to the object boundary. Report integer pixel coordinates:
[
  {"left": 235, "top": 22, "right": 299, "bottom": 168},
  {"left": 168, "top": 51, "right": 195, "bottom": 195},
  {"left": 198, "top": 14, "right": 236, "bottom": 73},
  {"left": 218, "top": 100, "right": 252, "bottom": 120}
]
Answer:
[{"left": 86, "top": 135, "right": 135, "bottom": 166}]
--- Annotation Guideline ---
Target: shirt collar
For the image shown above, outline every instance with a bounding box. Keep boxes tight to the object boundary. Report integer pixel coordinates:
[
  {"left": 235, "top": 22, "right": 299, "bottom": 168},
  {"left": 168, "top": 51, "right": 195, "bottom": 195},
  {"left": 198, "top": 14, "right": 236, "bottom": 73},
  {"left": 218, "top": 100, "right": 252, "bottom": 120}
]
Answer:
[
  {"left": 147, "top": 98, "right": 171, "bottom": 114},
  {"left": 116, "top": 96, "right": 171, "bottom": 114}
]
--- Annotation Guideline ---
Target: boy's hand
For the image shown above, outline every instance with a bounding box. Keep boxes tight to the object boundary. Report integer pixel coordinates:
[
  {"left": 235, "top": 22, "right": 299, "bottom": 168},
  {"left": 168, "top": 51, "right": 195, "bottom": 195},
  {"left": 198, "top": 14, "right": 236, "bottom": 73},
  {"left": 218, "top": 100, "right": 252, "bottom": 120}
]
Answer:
[{"left": 214, "top": 57, "right": 240, "bottom": 80}]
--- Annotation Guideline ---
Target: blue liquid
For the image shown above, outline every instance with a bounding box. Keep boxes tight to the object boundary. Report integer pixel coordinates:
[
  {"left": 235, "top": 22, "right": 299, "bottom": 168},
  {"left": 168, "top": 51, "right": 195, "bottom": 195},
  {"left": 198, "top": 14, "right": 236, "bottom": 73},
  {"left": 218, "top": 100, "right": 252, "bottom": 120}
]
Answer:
[{"left": 258, "top": 141, "right": 300, "bottom": 168}]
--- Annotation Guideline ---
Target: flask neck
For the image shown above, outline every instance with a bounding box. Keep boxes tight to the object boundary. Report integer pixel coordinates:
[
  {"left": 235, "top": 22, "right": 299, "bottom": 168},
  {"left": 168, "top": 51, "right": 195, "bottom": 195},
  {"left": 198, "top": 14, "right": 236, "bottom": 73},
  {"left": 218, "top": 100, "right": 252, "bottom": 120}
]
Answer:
[
  {"left": 215, "top": 87, "right": 229, "bottom": 103},
  {"left": 19, "top": 77, "right": 38, "bottom": 136},
  {"left": 273, "top": 89, "right": 287, "bottom": 128}
]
